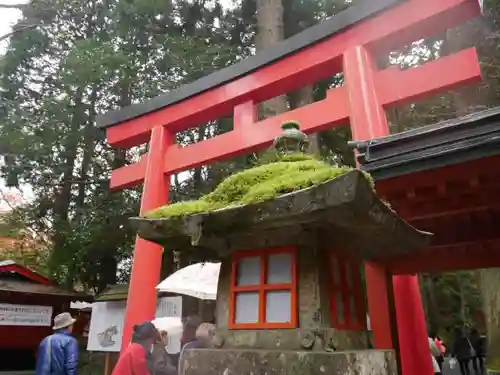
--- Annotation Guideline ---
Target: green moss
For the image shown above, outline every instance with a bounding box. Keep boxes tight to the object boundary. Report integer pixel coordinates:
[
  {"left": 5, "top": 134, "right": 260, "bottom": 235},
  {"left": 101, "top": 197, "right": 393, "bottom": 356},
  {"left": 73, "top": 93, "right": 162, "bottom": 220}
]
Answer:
[
  {"left": 145, "top": 154, "right": 355, "bottom": 219},
  {"left": 254, "top": 151, "right": 317, "bottom": 166}
]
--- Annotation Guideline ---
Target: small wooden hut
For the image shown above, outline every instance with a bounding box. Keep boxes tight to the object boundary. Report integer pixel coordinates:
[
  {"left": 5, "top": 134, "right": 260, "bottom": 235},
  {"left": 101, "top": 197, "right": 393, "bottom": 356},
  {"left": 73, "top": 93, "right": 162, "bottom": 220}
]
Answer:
[{"left": 0, "top": 260, "right": 91, "bottom": 372}]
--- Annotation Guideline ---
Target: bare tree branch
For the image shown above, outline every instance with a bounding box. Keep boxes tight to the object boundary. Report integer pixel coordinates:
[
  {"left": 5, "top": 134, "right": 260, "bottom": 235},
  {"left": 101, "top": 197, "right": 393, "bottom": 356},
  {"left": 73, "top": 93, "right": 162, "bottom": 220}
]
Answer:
[{"left": 0, "top": 3, "right": 27, "bottom": 9}]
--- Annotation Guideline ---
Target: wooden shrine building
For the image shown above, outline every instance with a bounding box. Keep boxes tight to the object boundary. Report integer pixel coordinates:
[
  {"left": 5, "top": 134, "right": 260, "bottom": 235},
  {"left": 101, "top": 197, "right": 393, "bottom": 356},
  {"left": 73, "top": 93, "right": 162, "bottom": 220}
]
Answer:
[
  {"left": 354, "top": 107, "right": 500, "bottom": 373},
  {"left": 97, "top": 0, "right": 487, "bottom": 374},
  {"left": 0, "top": 260, "right": 91, "bottom": 372},
  {"left": 356, "top": 107, "right": 500, "bottom": 274}
]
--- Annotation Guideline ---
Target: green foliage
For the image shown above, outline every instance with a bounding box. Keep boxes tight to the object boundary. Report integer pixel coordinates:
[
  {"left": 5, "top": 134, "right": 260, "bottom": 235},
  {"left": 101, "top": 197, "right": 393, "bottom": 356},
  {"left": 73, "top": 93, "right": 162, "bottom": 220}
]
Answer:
[
  {"left": 0, "top": 0, "right": 246, "bottom": 289},
  {"left": 0, "top": 207, "right": 50, "bottom": 276},
  {"left": 420, "top": 271, "right": 483, "bottom": 337},
  {"left": 145, "top": 154, "right": 352, "bottom": 219}
]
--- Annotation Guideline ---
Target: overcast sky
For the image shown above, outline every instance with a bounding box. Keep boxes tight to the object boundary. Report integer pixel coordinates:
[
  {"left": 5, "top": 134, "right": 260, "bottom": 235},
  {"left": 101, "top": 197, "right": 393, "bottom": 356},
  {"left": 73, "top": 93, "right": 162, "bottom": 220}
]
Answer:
[{"left": 0, "top": 0, "right": 25, "bottom": 52}]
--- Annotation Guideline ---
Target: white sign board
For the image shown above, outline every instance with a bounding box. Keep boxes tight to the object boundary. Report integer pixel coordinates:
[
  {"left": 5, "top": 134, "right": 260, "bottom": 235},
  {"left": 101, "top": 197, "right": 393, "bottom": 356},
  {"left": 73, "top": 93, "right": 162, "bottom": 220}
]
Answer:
[
  {"left": 156, "top": 297, "right": 182, "bottom": 354},
  {"left": 0, "top": 303, "right": 53, "bottom": 327},
  {"left": 156, "top": 296, "right": 182, "bottom": 318},
  {"left": 87, "top": 301, "right": 126, "bottom": 352},
  {"left": 87, "top": 297, "right": 182, "bottom": 353}
]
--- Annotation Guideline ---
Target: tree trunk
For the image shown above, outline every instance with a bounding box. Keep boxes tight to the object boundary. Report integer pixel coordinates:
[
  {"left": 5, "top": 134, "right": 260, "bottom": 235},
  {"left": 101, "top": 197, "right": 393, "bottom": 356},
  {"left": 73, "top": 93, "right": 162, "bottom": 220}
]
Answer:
[
  {"left": 193, "top": 124, "right": 207, "bottom": 192},
  {"left": 457, "top": 274, "right": 468, "bottom": 325},
  {"left": 441, "top": 18, "right": 492, "bottom": 115},
  {"left": 420, "top": 274, "right": 441, "bottom": 334},
  {"left": 53, "top": 87, "right": 84, "bottom": 287},
  {"left": 481, "top": 269, "right": 500, "bottom": 373},
  {"left": 289, "top": 86, "right": 320, "bottom": 154},
  {"left": 75, "top": 8, "right": 99, "bottom": 216},
  {"left": 256, "top": 0, "right": 288, "bottom": 117},
  {"left": 75, "top": 85, "right": 98, "bottom": 216}
]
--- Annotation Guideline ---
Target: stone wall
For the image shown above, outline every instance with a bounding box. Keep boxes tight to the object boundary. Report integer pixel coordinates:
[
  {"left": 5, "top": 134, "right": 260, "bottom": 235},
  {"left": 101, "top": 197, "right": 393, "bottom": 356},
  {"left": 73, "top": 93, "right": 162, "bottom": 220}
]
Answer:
[{"left": 180, "top": 348, "right": 397, "bottom": 375}]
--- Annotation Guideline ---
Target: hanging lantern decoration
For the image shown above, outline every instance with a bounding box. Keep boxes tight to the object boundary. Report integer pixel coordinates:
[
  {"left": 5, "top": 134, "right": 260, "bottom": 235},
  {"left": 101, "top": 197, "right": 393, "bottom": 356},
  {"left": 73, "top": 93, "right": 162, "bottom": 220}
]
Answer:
[{"left": 273, "top": 120, "right": 309, "bottom": 155}]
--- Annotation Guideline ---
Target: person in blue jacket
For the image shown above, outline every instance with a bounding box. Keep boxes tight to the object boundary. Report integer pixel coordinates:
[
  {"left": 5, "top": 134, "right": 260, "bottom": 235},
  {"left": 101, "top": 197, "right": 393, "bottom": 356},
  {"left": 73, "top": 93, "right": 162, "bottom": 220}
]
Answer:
[{"left": 36, "top": 312, "right": 79, "bottom": 375}]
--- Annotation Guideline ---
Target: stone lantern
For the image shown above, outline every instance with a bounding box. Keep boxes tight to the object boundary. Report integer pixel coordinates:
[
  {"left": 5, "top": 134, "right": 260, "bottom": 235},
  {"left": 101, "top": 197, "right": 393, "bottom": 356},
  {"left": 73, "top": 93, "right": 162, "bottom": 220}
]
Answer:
[
  {"left": 273, "top": 120, "right": 309, "bottom": 155},
  {"left": 131, "top": 126, "right": 432, "bottom": 375}
]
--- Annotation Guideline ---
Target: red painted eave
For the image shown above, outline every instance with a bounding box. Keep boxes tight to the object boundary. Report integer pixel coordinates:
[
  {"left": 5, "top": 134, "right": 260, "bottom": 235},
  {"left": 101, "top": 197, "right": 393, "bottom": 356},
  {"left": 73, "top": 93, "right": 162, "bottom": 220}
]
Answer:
[
  {"left": 372, "top": 155, "right": 500, "bottom": 274},
  {"left": 0, "top": 262, "right": 54, "bottom": 286}
]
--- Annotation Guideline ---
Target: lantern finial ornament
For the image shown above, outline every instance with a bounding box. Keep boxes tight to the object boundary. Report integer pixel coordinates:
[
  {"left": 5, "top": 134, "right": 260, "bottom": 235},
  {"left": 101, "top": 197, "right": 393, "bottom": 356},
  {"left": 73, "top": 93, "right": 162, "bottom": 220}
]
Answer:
[{"left": 273, "top": 120, "right": 309, "bottom": 155}]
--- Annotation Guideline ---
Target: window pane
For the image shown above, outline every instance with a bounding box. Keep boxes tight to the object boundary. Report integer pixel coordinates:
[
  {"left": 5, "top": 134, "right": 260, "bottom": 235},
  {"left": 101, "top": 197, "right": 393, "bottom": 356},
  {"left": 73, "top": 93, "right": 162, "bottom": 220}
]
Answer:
[
  {"left": 265, "top": 291, "right": 291, "bottom": 323},
  {"left": 267, "top": 253, "right": 292, "bottom": 284},
  {"left": 335, "top": 292, "right": 344, "bottom": 324},
  {"left": 350, "top": 296, "right": 358, "bottom": 324},
  {"left": 235, "top": 292, "right": 259, "bottom": 324},
  {"left": 331, "top": 257, "right": 341, "bottom": 286},
  {"left": 236, "top": 256, "right": 261, "bottom": 286}
]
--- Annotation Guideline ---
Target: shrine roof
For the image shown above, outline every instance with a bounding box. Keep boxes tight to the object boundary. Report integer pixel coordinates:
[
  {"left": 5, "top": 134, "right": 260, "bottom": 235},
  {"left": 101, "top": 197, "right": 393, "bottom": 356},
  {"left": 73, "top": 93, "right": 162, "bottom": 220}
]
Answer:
[
  {"left": 96, "top": 0, "right": 400, "bottom": 128},
  {"left": 95, "top": 284, "right": 180, "bottom": 301},
  {"left": 357, "top": 107, "right": 500, "bottom": 180},
  {"left": 0, "top": 279, "right": 91, "bottom": 299},
  {"left": 0, "top": 259, "right": 53, "bottom": 285},
  {"left": 96, "top": 284, "right": 129, "bottom": 301},
  {"left": 0, "top": 260, "right": 92, "bottom": 300}
]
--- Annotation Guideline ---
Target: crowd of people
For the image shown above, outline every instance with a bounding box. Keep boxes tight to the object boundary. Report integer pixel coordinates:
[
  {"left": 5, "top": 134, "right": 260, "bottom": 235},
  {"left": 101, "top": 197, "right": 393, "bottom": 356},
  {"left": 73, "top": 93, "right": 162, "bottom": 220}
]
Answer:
[
  {"left": 35, "top": 311, "right": 489, "bottom": 375},
  {"left": 112, "top": 315, "right": 215, "bottom": 375},
  {"left": 35, "top": 312, "right": 215, "bottom": 375},
  {"left": 429, "top": 327, "right": 487, "bottom": 375}
]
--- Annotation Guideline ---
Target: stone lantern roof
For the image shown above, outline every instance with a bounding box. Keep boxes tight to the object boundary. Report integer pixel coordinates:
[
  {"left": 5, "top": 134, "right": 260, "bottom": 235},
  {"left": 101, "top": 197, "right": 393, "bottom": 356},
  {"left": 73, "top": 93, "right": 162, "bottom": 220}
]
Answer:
[{"left": 131, "top": 122, "right": 432, "bottom": 260}]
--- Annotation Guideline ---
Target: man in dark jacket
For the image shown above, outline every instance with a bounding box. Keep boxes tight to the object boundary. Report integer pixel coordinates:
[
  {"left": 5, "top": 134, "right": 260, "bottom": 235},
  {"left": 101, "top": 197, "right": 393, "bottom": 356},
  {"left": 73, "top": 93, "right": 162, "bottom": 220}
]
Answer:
[
  {"left": 470, "top": 328, "right": 486, "bottom": 375},
  {"left": 452, "top": 327, "right": 474, "bottom": 375},
  {"left": 36, "top": 312, "right": 79, "bottom": 375}
]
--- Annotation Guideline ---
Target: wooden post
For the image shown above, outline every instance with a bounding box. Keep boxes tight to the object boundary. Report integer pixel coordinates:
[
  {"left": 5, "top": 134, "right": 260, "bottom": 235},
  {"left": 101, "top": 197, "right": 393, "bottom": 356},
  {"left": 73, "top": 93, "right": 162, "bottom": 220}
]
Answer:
[{"left": 104, "top": 353, "right": 111, "bottom": 375}]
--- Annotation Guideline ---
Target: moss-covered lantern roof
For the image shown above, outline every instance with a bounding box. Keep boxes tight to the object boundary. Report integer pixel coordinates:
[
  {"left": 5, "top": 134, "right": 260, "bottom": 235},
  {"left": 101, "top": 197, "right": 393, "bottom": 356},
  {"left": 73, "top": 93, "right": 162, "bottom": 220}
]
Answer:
[{"left": 131, "top": 123, "right": 432, "bottom": 260}]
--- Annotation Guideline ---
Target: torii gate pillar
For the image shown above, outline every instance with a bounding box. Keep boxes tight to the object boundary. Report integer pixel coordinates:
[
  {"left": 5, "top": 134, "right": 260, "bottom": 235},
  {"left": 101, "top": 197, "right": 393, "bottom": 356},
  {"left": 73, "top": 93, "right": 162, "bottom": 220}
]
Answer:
[
  {"left": 121, "top": 126, "right": 172, "bottom": 351},
  {"left": 344, "top": 45, "right": 433, "bottom": 375}
]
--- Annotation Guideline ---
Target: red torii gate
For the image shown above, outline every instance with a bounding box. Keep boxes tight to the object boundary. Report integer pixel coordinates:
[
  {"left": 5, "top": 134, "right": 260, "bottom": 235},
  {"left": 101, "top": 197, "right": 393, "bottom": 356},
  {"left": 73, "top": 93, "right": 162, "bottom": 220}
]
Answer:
[{"left": 98, "top": 0, "right": 483, "bottom": 374}]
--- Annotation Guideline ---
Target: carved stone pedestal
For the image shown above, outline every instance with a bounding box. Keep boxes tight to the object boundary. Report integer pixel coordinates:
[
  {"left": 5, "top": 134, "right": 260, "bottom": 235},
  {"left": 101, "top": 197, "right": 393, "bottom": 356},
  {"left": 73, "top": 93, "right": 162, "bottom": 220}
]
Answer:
[{"left": 180, "top": 349, "right": 397, "bottom": 375}]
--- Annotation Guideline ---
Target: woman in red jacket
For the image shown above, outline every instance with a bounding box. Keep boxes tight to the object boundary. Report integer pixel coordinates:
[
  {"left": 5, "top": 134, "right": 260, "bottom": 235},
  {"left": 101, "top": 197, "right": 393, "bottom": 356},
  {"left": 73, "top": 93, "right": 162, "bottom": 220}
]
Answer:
[{"left": 112, "top": 322, "right": 159, "bottom": 375}]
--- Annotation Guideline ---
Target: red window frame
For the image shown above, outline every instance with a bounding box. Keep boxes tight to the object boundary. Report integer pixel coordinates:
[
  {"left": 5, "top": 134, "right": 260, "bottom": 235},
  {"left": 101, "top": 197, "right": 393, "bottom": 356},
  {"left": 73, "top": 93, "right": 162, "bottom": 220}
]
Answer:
[
  {"left": 228, "top": 247, "right": 298, "bottom": 329},
  {"left": 328, "top": 253, "right": 366, "bottom": 330}
]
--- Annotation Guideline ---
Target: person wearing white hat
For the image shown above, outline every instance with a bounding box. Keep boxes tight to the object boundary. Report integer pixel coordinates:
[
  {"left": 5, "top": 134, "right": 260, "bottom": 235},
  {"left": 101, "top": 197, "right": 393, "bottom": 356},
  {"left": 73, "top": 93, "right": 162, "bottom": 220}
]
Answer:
[{"left": 35, "top": 312, "right": 79, "bottom": 375}]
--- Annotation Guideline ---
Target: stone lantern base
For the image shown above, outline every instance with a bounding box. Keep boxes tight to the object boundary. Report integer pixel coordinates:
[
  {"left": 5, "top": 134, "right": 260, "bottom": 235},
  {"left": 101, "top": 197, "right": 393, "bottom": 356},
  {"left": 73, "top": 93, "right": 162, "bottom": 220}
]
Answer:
[{"left": 180, "top": 349, "right": 397, "bottom": 375}]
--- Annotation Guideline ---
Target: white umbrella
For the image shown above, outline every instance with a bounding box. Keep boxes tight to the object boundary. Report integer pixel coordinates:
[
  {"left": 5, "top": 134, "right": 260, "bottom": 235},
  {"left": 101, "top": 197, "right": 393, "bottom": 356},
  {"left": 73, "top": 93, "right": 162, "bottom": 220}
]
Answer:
[
  {"left": 151, "top": 316, "right": 183, "bottom": 335},
  {"left": 156, "top": 262, "right": 221, "bottom": 300}
]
